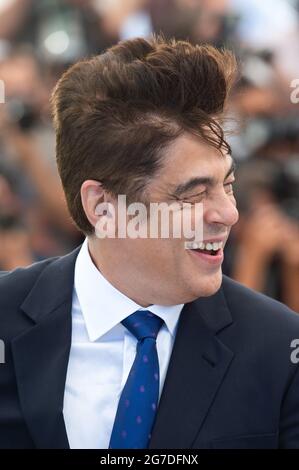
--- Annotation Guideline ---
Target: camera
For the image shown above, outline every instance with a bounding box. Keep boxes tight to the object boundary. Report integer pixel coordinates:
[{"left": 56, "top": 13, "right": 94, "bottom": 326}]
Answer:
[{"left": 5, "top": 98, "right": 38, "bottom": 132}]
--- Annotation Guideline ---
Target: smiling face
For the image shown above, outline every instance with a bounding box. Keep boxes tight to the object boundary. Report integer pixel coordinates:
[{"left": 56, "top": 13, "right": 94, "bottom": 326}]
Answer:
[{"left": 88, "top": 132, "right": 239, "bottom": 306}]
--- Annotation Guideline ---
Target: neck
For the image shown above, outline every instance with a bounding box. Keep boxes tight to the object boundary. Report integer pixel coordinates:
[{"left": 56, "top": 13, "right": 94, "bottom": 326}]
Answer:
[{"left": 87, "top": 237, "right": 152, "bottom": 307}]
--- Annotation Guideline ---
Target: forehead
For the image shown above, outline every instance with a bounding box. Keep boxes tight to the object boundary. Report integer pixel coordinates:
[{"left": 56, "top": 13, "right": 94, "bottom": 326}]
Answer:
[{"left": 156, "top": 132, "right": 232, "bottom": 185}]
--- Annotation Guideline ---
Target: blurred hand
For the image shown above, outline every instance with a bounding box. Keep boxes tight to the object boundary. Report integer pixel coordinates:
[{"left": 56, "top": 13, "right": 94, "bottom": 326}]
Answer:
[
  {"left": 0, "top": 175, "right": 20, "bottom": 215},
  {"left": 280, "top": 222, "right": 299, "bottom": 267},
  {"left": 238, "top": 204, "right": 297, "bottom": 262}
]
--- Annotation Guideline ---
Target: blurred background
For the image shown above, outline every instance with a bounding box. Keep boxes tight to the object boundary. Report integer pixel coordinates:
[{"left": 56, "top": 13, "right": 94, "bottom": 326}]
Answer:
[{"left": 0, "top": 0, "right": 299, "bottom": 311}]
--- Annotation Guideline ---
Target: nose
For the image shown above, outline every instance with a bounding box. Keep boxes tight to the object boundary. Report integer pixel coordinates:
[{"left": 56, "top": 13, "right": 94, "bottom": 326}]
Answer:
[{"left": 204, "top": 192, "right": 239, "bottom": 228}]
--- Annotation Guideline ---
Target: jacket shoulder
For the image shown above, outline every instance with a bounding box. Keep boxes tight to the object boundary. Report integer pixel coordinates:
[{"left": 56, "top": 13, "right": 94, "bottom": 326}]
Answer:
[
  {"left": 221, "top": 274, "right": 299, "bottom": 330},
  {"left": 0, "top": 257, "right": 59, "bottom": 311}
]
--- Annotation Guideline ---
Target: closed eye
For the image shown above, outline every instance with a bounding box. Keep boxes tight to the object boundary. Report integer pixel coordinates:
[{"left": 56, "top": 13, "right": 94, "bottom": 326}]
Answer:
[
  {"left": 224, "top": 179, "right": 235, "bottom": 193},
  {"left": 180, "top": 191, "right": 206, "bottom": 203}
]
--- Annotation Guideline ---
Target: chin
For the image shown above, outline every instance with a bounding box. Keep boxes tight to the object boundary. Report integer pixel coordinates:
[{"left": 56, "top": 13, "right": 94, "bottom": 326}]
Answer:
[{"left": 192, "top": 269, "right": 223, "bottom": 299}]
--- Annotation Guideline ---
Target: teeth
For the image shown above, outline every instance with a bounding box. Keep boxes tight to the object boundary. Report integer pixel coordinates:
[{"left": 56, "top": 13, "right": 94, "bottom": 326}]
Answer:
[{"left": 185, "top": 241, "right": 224, "bottom": 250}]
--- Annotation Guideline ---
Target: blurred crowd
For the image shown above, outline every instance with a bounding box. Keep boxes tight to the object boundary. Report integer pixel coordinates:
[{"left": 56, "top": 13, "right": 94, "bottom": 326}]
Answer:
[{"left": 0, "top": 0, "right": 299, "bottom": 311}]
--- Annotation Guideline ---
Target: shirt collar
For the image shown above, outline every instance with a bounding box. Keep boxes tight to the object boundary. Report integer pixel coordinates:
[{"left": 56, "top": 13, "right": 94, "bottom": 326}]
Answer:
[{"left": 74, "top": 238, "right": 184, "bottom": 342}]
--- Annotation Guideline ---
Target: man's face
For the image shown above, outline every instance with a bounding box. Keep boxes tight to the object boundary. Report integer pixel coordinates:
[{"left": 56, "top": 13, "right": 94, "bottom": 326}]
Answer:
[{"left": 94, "top": 132, "right": 239, "bottom": 306}]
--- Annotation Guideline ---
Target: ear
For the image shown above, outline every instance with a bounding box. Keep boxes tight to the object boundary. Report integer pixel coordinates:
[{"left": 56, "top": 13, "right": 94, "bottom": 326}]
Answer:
[{"left": 80, "top": 180, "right": 114, "bottom": 230}]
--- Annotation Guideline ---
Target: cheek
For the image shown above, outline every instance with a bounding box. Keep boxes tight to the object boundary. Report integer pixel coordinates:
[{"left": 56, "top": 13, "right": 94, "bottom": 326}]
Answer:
[
  {"left": 128, "top": 239, "right": 192, "bottom": 275},
  {"left": 148, "top": 239, "right": 184, "bottom": 270},
  {"left": 134, "top": 239, "right": 175, "bottom": 263}
]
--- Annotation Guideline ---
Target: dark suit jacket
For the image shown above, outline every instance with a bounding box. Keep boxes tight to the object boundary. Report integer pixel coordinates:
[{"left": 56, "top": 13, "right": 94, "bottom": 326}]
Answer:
[{"left": 1, "top": 246, "right": 299, "bottom": 449}]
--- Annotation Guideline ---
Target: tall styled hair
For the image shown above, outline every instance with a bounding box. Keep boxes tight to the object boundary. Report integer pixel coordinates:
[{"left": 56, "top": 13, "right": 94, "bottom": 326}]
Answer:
[{"left": 51, "top": 35, "right": 237, "bottom": 234}]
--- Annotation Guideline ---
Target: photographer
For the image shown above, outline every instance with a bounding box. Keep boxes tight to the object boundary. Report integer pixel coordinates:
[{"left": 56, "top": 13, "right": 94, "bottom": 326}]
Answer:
[
  {"left": 0, "top": 50, "right": 82, "bottom": 266},
  {"left": 231, "top": 157, "right": 299, "bottom": 312}
]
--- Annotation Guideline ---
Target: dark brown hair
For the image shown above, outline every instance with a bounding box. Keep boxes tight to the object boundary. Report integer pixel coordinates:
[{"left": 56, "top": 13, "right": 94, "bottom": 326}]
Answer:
[{"left": 51, "top": 35, "right": 237, "bottom": 234}]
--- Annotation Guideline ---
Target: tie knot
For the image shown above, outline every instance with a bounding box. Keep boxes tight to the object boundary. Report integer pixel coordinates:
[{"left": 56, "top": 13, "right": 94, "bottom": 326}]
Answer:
[{"left": 122, "top": 310, "right": 163, "bottom": 341}]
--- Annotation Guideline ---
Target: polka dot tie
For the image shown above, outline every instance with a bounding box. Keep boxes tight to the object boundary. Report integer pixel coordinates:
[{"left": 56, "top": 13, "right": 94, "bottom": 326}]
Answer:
[{"left": 109, "top": 310, "right": 164, "bottom": 449}]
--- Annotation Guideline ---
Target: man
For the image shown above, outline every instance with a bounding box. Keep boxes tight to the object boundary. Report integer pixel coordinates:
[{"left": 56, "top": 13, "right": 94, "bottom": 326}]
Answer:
[{"left": 1, "top": 36, "right": 299, "bottom": 449}]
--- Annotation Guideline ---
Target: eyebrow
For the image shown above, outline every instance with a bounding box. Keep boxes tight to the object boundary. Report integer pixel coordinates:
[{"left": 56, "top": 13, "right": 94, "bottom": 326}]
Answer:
[{"left": 171, "top": 158, "right": 237, "bottom": 199}]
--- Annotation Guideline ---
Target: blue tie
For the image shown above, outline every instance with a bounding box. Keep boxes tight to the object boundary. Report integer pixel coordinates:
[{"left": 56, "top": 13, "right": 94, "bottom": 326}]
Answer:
[{"left": 109, "top": 310, "right": 164, "bottom": 449}]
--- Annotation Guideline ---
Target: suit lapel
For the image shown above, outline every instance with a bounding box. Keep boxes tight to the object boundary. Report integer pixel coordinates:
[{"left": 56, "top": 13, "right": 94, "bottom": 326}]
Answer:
[
  {"left": 149, "top": 285, "right": 234, "bottom": 449},
  {"left": 11, "top": 247, "right": 81, "bottom": 449}
]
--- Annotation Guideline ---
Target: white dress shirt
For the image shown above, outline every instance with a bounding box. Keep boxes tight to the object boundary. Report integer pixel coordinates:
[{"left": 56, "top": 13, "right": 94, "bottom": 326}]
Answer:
[{"left": 63, "top": 238, "right": 184, "bottom": 449}]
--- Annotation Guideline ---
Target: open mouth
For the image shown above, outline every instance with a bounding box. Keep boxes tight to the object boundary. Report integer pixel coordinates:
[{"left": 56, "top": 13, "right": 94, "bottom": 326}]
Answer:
[
  {"left": 185, "top": 241, "right": 224, "bottom": 257},
  {"left": 185, "top": 241, "right": 224, "bottom": 260},
  {"left": 194, "top": 248, "right": 220, "bottom": 256}
]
